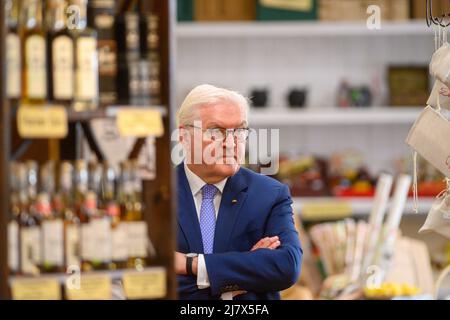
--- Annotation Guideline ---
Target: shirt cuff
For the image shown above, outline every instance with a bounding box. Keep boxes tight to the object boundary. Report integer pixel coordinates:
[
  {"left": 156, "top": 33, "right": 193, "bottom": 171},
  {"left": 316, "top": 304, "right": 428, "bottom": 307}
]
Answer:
[{"left": 196, "top": 254, "right": 210, "bottom": 289}]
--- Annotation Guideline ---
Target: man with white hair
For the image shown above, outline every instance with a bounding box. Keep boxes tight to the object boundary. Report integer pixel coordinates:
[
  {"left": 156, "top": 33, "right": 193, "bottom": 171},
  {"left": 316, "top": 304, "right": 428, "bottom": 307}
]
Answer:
[{"left": 175, "top": 84, "right": 302, "bottom": 300}]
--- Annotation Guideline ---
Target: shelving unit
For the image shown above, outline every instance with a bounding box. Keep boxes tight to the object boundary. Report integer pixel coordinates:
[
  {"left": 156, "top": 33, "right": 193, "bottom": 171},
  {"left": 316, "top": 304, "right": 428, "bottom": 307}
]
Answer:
[
  {"left": 293, "top": 196, "right": 434, "bottom": 221},
  {"left": 176, "top": 20, "right": 434, "bottom": 38},
  {"left": 249, "top": 107, "right": 424, "bottom": 126},
  {"left": 0, "top": 0, "right": 177, "bottom": 300}
]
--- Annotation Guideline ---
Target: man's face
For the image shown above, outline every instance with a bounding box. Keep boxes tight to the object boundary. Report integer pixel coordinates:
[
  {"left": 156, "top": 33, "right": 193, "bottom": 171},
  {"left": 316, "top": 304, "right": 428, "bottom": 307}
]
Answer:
[{"left": 182, "top": 102, "right": 247, "bottom": 181}]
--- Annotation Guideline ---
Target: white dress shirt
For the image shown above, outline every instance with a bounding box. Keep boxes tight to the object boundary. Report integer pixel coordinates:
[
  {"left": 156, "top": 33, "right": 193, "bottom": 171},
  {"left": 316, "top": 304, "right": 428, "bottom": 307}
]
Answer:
[{"left": 184, "top": 163, "right": 233, "bottom": 299}]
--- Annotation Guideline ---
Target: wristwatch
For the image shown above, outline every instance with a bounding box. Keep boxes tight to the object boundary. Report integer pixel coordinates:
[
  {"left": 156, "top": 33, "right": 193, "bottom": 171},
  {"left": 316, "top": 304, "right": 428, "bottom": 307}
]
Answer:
[{"left": 186, "top": 253, "right": 198, "bottom": 276}]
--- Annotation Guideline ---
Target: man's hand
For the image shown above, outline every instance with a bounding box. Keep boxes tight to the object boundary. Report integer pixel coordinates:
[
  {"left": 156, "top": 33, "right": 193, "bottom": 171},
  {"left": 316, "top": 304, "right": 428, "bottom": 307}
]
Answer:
[
  {"left": 175, "top": 252, "right": 198, "bottom": 276},
  {"left": 251, "top": 236, "right": 280, "bottom": 251},
  {"left": 231, "top": 236, "right": 281, "bottom": 298}
]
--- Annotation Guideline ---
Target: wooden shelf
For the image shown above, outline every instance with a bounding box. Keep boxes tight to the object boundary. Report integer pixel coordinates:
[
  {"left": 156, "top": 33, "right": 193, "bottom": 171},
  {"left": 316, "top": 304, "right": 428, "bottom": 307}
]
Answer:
[
  {"left": 248, "top": 107, "right": 423, "bottom": 126},
  {"left": 9, "top": 266, "right": 166, "bottom": 285},
  {"left": 176, "top": 20, "right": 432, "bottom": 39},
  {"left": 11, "top": 105, "right": 168, "bottom": 123}
]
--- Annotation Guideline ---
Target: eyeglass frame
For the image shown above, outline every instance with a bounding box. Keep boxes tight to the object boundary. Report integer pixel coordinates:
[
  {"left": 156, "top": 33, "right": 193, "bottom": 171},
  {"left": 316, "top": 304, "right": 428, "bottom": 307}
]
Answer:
[{"left": 184, "top": 124, "right": 250, "bottom": 142}]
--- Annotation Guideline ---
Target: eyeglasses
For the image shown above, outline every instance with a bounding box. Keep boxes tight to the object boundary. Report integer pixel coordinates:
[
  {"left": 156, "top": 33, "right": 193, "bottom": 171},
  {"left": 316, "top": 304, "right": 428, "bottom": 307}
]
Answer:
[{"left": 185, "top": 125, "right": 250, "bottom": 142}]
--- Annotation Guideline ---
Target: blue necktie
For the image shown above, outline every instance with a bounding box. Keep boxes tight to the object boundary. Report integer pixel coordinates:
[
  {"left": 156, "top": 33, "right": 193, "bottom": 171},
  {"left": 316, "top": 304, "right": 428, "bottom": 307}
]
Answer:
[{"left": 200, "top": 184, "right": 218, "bottom": 254}]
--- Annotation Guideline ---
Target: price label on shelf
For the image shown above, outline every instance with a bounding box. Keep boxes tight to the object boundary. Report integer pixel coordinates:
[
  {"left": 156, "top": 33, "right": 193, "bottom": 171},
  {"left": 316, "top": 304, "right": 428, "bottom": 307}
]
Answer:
[
  {"left": 116, "top": 108, "right": 164, "bottom": 138},
  {"left": 301, "top": 201, "right": 352, "bottom": 221},
  {"left": 65, "top": 274, "right": 111, "bottom": 300},
  {"left": 17, "top": 105, "right": 68, "bottom": 138},
  {"left": 11, "top": 278, "right": 61, "bottom": 300},
  {"left": 122, "top": 268, "right": 166, "bottom": 299}
]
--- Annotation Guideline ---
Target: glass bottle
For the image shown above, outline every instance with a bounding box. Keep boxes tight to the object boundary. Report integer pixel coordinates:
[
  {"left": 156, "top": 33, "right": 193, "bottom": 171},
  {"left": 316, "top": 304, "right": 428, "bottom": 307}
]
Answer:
[
  {"left": 47, "top": 0, "right": 74, "bottom": 105},
  {"left": 6, "top": 0, "right": 22, "bottom": 102},
  {"left": 70, "top": 0, "right": 99, "bottom": 111},
  {"left": 21, "top": 0, "right": 47, "bottom": 105}
]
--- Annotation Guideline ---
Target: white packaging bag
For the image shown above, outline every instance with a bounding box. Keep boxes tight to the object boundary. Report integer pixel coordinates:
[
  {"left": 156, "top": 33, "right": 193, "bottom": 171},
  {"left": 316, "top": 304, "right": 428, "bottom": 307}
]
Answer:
[
  {"left": 419, "top": 180, "right": 450, "bottom": 240},
  {"left": 429, "top": 42, "right": 450, "bottom": 87},
  {"left": 405, "top": 106, "right": 450, "bottom": 178},
  {"left": 427, "top": 80, "right": 450, "bottom": 110}
]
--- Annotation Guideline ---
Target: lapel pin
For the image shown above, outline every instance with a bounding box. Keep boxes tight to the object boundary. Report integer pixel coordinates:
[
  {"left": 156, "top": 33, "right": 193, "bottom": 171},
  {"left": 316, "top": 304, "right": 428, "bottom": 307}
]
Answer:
[{"left": 231, "top": 199, "right": 238, "bottom": 204}]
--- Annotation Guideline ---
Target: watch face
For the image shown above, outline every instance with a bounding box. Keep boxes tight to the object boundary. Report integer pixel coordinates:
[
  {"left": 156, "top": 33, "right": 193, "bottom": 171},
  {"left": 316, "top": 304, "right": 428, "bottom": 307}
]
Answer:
[{"left": 186, "top": 253, "right": 198, "bottom": 258}]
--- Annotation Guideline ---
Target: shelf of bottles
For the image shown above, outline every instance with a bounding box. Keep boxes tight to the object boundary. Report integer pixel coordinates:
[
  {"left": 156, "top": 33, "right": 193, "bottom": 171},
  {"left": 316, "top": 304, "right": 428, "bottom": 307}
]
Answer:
[
  {"left": 2, "top": 0, "right": 173, "bottom": 299},
  {"left": 5, "top": 0, "right": 163, "bottom": 115}
]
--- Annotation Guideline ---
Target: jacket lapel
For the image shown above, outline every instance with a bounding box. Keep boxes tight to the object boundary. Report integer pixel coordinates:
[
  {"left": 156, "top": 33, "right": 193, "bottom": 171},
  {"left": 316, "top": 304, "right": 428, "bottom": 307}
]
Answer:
[
  {"left": 214, "top": 168, "right": 248, "bottom": 253},
  {"left": 177, "top": 164, "right": 204, "bottom": 253}
]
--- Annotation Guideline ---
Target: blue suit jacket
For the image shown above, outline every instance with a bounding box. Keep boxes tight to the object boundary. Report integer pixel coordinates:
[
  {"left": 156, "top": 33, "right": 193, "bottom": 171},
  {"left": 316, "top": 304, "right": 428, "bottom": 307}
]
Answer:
[{"left": 177, "top": 164, "right": 303, "bottom": 300}]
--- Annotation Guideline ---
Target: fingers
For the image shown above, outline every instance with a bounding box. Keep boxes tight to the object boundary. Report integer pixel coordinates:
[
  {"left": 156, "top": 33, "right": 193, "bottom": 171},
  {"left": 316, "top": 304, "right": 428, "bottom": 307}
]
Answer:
[
  {"left": 267, "top": 240, "right": 281, "bottom": 250},
  {"left": 231, "top": 290, "right": 248, "bottom": 298},
  {"left": 251, "top": 236, "right": 280, "bottom": 251}
]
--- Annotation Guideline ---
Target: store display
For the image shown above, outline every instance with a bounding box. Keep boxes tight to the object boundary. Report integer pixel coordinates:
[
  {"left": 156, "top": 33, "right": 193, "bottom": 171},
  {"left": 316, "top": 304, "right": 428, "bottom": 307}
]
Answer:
[
  {"left": 8, "top": 159, "right": 151, "bottom": 276},
  {"left": 0, "top": 0, "right": 174, "bottom": 300},
  {"left": 388, "top": 66, "right": 429, "bottom": 107}
]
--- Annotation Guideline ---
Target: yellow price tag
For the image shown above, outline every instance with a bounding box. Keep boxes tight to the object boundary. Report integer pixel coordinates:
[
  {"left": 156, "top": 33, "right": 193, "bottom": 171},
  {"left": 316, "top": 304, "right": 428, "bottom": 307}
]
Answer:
[
  {"left": 116, "top": 108, "right": 164, "bottom": 137},
  {"left": 301, "top": 201, "right": 352, "bottom": 221},
  {"left": 65, "top": 274, "right": 111, "bottom": 300},
  {"left": 122, "top": 268, "right": 166, "bottom": 300},
  {"left": 11, "top": 278, "right": 61, "bottom": 300},
  {"left": 260, "top": 0, "right": 312, "bottom": 11},
  {"left": 17, "top": 105, "right": 68, "bottom": 138}
]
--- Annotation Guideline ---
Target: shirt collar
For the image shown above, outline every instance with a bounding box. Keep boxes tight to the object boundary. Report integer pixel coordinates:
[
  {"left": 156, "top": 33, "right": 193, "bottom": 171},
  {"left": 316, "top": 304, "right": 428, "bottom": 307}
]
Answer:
[{"left": 184, "top": 162, "right": 228, "bottom": 197}]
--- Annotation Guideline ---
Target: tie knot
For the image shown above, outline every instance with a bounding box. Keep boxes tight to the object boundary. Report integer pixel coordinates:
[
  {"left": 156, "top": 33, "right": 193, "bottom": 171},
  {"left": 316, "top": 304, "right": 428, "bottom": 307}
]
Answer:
[{"left": 202, "top": 184, "right": 218, "bottom": 199}]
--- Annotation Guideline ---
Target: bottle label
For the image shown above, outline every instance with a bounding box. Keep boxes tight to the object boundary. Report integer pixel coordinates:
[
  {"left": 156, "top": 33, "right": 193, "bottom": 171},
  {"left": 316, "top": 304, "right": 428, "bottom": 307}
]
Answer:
[
  {"left": 6, "top": 33, "right": 21, "bottom": 98},
  {"left": 81, "top": 223, "right": 94, "bottom": 260},
  {"left": 8, "top": 221, "right": 19, "bottom": 272},
  {"left": 111, "top": 223, "right": 128, "bottom": 261},
  {"left": 25, "top": 35, "right": 47, "bottom": 99},
  {"left": 20, "top": 227, "right": 41, "bottom": 275},
  {"left": 76, "top": 37, "right": 98, "bottom": 100},
  {"left": 53, "top": 35, "right": 74, "bottom": 100},
  {"left": 125, "top": 221, "right": 148, "bottom": 258},
  {"left": 65, "top": 224, "right": 80, "bottom": 269},
  {"left": 90, "top": 219, "right": 112, "bottom": 262},
  {"left": 42, "top": 220, "right": 64, "bottom": 267}
]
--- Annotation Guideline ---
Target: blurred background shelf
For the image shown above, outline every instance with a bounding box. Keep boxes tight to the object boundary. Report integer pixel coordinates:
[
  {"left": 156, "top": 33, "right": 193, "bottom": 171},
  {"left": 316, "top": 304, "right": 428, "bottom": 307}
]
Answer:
[
  {"left": 68, "top": 105, "right": 168, "bottom": 122},
  {"left": 8, "top": 266, "right": 166, "bottom": 285},
  {"left": 249, "top": 107, "right": 424, "bottom": 126},
  {"left": 176, "top": 20, "right": 432, "bottom": 38},
  {"left": 293, "top": 196, "right": 434, "bottom": 220}
]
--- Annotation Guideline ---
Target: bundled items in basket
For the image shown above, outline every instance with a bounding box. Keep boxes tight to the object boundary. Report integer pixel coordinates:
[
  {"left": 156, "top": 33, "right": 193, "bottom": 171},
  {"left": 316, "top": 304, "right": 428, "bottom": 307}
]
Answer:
[{"left": 7, "top": 159, "right": 153, "bottom": 277}]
